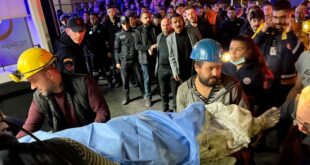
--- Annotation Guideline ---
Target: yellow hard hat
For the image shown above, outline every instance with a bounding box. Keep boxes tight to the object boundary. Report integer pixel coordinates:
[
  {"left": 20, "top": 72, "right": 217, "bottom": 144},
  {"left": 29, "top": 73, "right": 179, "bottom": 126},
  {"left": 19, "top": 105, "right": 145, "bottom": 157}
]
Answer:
[
  {"left": 302, "top": 20, "right": 310, "bottom": 34},
  {"left": 9, "top": 48, "right": 55, "bottom": 82}
]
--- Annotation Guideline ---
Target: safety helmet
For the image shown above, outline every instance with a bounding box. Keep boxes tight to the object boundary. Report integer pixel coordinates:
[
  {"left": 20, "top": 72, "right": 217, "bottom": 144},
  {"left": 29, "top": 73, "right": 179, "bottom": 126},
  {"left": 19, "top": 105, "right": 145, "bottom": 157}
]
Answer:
[
  {"left": 302, "top": 20, "right": 310, "bottom": 34},
  {"left": 9, "top": 48, "right": 55, "bottom": 82},
  {"left": 190, "top": 38, "right": 222, "bottom": 62}
]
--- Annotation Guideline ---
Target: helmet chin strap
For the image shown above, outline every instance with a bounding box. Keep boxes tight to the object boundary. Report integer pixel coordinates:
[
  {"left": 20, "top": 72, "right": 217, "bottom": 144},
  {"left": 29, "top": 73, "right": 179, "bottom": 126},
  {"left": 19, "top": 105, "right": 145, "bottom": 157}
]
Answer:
[{"left": 229, "top": 57, "right": 245, "bottom": 66}]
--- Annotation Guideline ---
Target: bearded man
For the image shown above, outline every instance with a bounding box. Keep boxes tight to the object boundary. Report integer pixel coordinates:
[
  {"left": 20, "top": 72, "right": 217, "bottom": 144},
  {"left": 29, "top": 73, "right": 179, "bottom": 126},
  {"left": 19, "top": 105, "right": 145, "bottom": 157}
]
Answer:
[{"left": 176, "top": 39, "right": 249, "bottom": 112}]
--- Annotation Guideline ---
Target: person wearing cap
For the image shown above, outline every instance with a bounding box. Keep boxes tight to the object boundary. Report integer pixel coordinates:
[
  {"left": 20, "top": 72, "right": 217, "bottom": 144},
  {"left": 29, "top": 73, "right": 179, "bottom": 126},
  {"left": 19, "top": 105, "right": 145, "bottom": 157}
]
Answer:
[
  {"left": 10, "top": 48, "right": 110, "bottom": 138},
  {"left": 286, "top": 20, "right": 310, "bottom": 101},
  {"left": 134, "top": 11, "right": 157, "bottom": 107},
  {"left": 176, "top": 39, "right": 249, "bottom": 112},
  {"left": 53, "top": 16, "right": 95, "bottom": 75},
  {"left": 114, "top": 16, "right": 144, "bottom": 105}
]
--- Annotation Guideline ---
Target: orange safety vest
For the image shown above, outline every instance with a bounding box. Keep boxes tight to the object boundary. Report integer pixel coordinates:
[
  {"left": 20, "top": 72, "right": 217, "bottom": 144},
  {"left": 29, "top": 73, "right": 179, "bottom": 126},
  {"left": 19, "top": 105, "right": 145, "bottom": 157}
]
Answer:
[{"left": 206, "top": 11, "right": 217, "bottom": 33}]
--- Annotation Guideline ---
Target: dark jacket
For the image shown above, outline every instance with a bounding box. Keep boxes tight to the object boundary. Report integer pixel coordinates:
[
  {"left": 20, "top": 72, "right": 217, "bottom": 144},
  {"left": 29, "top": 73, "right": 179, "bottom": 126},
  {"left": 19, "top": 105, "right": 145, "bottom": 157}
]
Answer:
[
  {"left": 186, "top": 20, "right": 215, "bottom": 39},
  {"left": 219, "top": 17, "right": 245, "bottom": 49},
  {"left": 222, "top": 62, "right": 266, "bottom": 116},
  {"left": 53, "top": 34, "right": 93, "bottom": 74},
  {"left": 155, "top": 33, "right": 171, "bottom": 75},
  {"left": 114, "top": 28, "right": 138, "bottom": 64},
  {"left": 134, "top": 25, "right": 157, "bottom": 64},
  {"left": 239, "top": 21, "right": 254, "bottom": 37},
  {"left": 253, "top": 29, "right": 304, "bottom": 80},
  {"left": 167, "top": 27, "right": 202, "bottom": 78},
  {"left": 279, "top": 125, "right": 310, "bottom": 165},
  {"left": 87, "top": 24, "right": 109, "bottom": 70},
  {"left": 16, "top": 74, "right": 110, "bottom": 138},
  {"left": 33, "top": 74, "right": 97, "bottom": 132},
  {"left": 103, "top": 16, "right": 121, "bottom": 52}
]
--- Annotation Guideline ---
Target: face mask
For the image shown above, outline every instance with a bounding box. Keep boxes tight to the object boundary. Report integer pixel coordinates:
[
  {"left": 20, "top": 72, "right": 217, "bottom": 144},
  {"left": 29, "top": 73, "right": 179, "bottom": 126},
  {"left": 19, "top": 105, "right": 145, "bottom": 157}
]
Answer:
[{"left": 229, "top": 57, "right": 245, "bottom": 66}]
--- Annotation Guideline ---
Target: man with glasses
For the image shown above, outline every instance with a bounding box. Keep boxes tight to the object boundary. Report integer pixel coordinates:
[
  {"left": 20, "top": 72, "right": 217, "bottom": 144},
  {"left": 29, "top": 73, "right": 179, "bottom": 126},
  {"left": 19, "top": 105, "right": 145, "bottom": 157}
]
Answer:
[
  {"left": 279, "top": 85, "right": 310, "bottom": 164},
  {"left": 9, "top": 48, "right": 110, "bottom": 138}
]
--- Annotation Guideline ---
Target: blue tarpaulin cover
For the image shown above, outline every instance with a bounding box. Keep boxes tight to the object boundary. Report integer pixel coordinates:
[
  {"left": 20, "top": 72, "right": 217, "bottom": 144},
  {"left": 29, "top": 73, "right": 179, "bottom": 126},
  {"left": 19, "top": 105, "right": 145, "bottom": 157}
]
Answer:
[{"left": 20, "top": 103, "right": 206, "bottom": 165}]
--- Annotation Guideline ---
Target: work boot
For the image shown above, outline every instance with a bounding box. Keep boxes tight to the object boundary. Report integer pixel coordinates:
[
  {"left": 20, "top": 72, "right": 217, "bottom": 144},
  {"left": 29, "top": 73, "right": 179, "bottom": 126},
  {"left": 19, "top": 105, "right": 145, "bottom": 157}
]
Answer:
[
  {"left": 122, "top": 90, "right": 130, "bottom": 105},
  {"left": 163, "top": 105, "right": 169, "bottom": 112},
  {"left": 145, "top": 97, "right": 151, "bottom": 107},
  {"left": 122, "top": 97, "right": 130, "bottom": 105}
]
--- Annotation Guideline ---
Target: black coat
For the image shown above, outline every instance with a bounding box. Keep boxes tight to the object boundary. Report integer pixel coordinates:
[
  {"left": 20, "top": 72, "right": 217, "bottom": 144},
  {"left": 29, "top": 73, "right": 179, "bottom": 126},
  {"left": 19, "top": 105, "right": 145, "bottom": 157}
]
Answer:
[
  {"left": 219, "top": 17, "right": 245, "bottom": 49},
  {"left": 87, "top": 24, "right": 109, "bottom": 70},
  {"left": 114, "top": 29, "right": 138, "bottom": 64},
  {"left": 103, "top": 16, "right": 121, "bottom": 52},
  {"left": 53, "top": 34, "right": 94, "bottom": 74},
  {"left": 239, "top": 21, "right": 254, "bottom": 37},
  {"left": 134, "top": 25, "right": 157, "bottom": 64}
]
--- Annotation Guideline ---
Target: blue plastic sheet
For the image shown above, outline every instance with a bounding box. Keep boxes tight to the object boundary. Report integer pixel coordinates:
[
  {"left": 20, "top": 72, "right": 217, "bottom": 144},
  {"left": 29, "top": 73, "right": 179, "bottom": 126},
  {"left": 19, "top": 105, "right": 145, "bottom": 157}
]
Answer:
[{"left": 20, "top": 102, "right": 206, "bottom": 165}]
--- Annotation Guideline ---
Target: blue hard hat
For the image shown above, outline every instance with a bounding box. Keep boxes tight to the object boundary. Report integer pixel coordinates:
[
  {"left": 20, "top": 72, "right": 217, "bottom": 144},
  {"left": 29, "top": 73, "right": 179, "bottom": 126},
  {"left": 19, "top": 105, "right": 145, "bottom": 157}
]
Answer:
[{"left": 190, "top": 39, "right": 222, "bottom": 62}]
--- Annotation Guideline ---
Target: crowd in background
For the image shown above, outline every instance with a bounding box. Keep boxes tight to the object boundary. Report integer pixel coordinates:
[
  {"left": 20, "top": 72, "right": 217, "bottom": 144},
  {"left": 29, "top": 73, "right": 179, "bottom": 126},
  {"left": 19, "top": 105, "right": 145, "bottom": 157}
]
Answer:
[
  {"left": 5, "top": 0, "right": 310, "bottom": 164},
  {"left": 54, "top": 0, "right": 309, "bottom": 112}
]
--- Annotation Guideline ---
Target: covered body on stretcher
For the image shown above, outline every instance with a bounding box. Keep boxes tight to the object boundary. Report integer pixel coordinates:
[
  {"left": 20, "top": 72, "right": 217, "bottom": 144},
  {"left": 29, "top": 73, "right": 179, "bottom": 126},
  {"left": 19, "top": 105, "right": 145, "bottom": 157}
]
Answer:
[{"left": 20, "top": 102, "right": 279, "bottom": 165}]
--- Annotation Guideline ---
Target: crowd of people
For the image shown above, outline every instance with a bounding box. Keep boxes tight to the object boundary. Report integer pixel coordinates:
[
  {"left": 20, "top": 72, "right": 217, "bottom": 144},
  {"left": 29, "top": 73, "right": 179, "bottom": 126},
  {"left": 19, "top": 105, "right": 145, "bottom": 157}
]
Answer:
[
  {"left": 2, "top": 0, "right": 310, "bottom": 164},
  {"left": 54, "top": 0, "right": 310, "bottom": 113}
]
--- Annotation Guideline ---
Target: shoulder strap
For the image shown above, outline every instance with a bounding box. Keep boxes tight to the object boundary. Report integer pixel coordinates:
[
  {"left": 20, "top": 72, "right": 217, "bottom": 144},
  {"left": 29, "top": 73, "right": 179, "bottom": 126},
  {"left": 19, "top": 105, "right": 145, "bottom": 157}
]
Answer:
[
  {"left": 210, "top": 81, "right": 239, "bottom": 101},
  {"left": 33, "top": 91, "right": 53, "bottom": 127}
]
